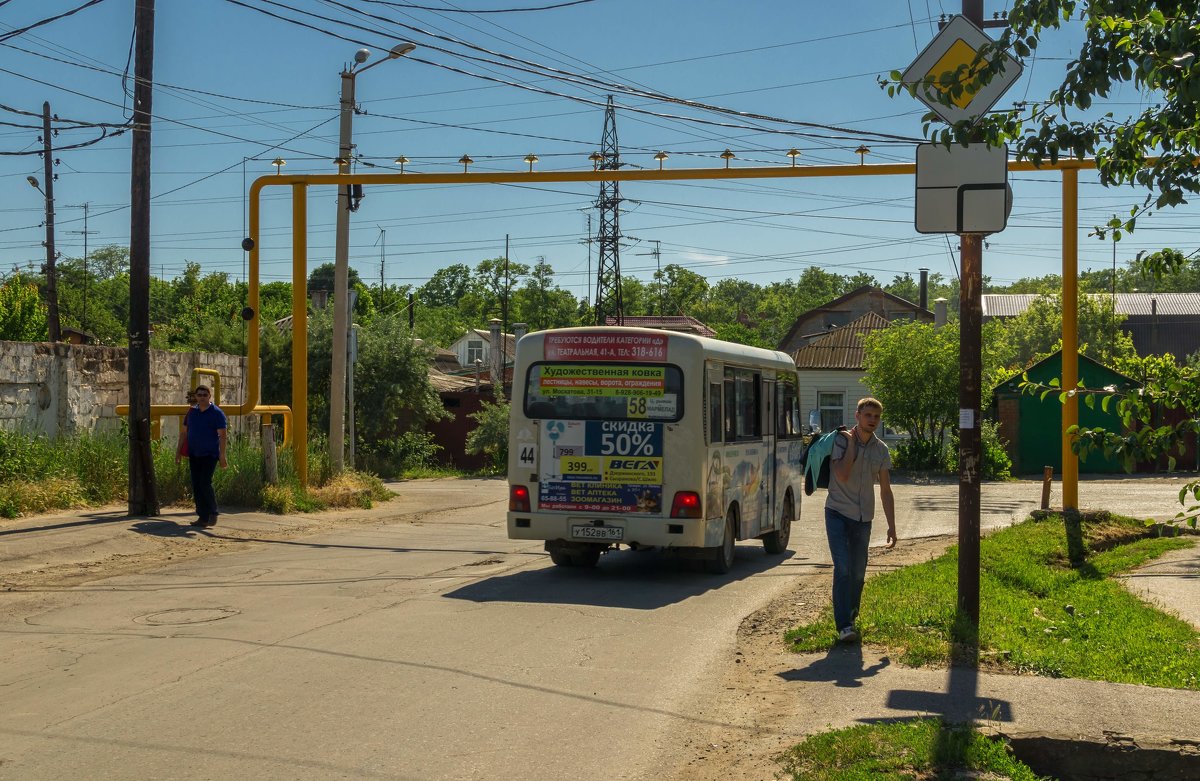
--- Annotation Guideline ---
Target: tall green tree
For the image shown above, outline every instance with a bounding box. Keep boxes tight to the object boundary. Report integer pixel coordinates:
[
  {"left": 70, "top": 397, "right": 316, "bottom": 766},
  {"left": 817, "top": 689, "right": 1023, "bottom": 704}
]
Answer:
[
  {"left": 0, "top": 273, "right": 48, "bottom": 341},
  {"left": 995, "top": 293, "right": 1138, "bottom": 369}
]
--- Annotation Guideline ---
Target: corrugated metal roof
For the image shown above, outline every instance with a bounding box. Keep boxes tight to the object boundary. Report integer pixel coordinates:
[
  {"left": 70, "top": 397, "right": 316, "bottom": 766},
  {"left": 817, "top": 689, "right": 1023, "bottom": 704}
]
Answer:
[
  {"left": 791, "top": 311, "right": 891, "bottom": 370},
  {"left": 983, "top": 292, "right": 1200, "bottom": 317},
  {"left": 603, "top": 315, "right": 717, "bottom": 337}
]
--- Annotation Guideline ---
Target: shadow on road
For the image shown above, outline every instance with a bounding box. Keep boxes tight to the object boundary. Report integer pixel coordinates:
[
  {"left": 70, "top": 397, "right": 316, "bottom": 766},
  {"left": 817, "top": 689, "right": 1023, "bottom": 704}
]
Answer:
[
  {"left": 778, "top": 644, "right": 890, "bottom": 688},
  {"left": 445, "top": 545, "right": 794, "bottom": 610},
  {"left": 0, "top": 510, "right": 131, "bottom": 537}
]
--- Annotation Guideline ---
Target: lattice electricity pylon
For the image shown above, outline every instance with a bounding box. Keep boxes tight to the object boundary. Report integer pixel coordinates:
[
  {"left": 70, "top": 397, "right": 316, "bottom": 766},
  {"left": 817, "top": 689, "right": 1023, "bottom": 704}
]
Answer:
[{"left": 593, "top": 95, "right": 623, "bottom": 326}]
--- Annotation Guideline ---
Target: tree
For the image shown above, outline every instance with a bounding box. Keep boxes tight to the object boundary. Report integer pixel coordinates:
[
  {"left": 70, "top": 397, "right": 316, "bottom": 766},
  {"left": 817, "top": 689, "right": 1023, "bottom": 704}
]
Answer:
[
  {"left": 418, "top": 264, "right": 472, "bottom": 308},
  {"left": 308, "top": 262, "right": 362, "bottom": 295},
  {"left": 996, "top": 293, "right": 1138, "bottom": 369},
  {"left": 650, "top": 263, "right": 709, "bottom": 317},
  {"left": 354, "top": 314, "right": 450, "bottom": 447},
  {"left": 0, "top": 273, "right": 48, "bottom": 341},
  {"left": 863, "top": 321, "right": 960, "bottom": 463},
  {"left": 512, "top": 260, "right": 579, "bottom": 331}
]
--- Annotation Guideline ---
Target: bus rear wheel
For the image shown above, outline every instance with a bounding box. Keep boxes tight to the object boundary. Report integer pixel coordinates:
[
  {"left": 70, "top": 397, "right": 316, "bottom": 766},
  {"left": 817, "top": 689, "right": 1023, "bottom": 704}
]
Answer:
[
  {"left": 704, "top": 511, "right": 737, "bottom": 574},
  {"left": 548, "top": 543, "right": 602, "bottom": 568},
  {"left": 762, "top": 494, "right": 793, "bottom": 555}
]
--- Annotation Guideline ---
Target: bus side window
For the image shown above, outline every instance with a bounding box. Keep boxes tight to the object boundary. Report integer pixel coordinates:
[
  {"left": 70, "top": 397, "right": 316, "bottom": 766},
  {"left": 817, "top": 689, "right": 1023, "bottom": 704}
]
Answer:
[{"left": 708, "top": 382, "right": 723, "bottom": 444}]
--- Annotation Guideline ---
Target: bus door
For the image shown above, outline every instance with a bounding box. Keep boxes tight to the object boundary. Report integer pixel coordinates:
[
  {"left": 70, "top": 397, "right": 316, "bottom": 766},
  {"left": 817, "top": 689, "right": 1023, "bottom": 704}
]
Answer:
[
  {"left": 722, "top": 365, "right": 767, "bottom": 538},
  {"left": 774, "top": 372, "right": 803, "bottom": 520},
  {"left": 762, "top": 372, "right": 777, "bottom": 536}
]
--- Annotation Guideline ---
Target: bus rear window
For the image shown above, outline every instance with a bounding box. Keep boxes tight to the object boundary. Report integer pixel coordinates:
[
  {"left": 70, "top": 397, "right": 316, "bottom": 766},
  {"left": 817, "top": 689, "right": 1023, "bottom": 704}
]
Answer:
[{"left": 523, "top": 362, "right": 684, "bottom": 422}]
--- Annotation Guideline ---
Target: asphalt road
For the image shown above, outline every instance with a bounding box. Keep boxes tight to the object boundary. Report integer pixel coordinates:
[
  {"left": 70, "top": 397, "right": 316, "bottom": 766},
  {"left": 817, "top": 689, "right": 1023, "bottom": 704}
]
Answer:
[{"left": 0, "top": 476, "right": 1190, "bottom": 779}]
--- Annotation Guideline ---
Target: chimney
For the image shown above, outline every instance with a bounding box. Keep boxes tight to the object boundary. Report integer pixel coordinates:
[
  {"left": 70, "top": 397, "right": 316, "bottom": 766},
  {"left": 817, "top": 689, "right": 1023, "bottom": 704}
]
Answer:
[
  {"left": 310, "top": 289, "right": 329, "bottom": 310},
  {"left": 513, "top": 322, "right": 528, "bottom": 342},
  {"left": 489, "top": 318, "right": 503, "bottom": 392},
  {"left": 918, "top": 267, "right": 929, "bottom": 311},
  {"left": 934, "top": 298, "right": 948, "bottom": 328}
]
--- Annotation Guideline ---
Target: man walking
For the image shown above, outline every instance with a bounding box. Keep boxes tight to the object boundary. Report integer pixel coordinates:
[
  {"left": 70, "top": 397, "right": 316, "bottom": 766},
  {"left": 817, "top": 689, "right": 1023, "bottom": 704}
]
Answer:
[
  {"left": 175, "top": 384, "right": 227, "bottom": 528},
  {"left": 825, "top": 397, "right": 897, "bottom": 643}
]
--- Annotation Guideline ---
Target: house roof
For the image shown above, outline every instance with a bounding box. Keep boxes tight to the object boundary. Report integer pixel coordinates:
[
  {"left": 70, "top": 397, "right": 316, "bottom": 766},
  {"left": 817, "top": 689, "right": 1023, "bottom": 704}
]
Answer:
[
  {"left": 603, "top": 315, "right": 717, "bottom": 337},
  {"left": 791, "top": 310, "right": 892, "bottom": 370},
  {"left": 992, "top": 349, "right": 1137, "bottom": 394},
  {"left": 983, "top": 292, "right": 1200, "bottom": 317},
  {"left": 465, "top": 328, "right": 517, "bottom": 358},
  {"left": 428, "top": 369, "right": 477, "bottom": 393},
  {"left": 777, "top": 286, "right": 932, "bottom": 351}
]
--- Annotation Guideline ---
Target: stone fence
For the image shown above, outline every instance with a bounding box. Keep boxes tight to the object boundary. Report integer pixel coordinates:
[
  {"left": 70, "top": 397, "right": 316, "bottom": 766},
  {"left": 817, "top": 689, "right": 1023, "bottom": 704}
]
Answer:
[{"left": 0, "top": 340, "right": 255, "bottom": 440}]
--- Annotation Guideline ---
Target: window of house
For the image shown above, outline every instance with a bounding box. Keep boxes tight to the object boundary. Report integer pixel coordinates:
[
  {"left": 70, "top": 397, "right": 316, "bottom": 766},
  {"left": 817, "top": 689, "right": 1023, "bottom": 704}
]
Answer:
[
  {"left": 818, "top": 391, "right": 844, "bottom": 432},
  {"left": 466, "top": 339, "right": 484, "bottom": 366}
]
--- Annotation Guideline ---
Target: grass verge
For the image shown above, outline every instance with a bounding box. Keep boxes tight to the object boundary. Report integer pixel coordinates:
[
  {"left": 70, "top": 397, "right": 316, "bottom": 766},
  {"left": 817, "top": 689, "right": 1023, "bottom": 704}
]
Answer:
[
  {"left": 785, "top": 512, "right": 1200, "bottom": 688},
  {"left": 0, "top": 430, "right": 394, "bottom": 518},
  {"left": 778, "top": 719, "right": 1047, "bottom": 781}
]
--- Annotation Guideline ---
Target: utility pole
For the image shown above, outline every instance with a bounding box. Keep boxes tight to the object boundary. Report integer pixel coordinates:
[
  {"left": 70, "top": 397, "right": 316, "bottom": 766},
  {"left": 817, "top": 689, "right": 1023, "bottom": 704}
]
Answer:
[
  {"left": 593, "top": 96, "right": 623, "bottom": 325},
  {"left": 502, "top": 233, "right": 510, "bottom": 335},
  {"left": 377, "top": 226, "right": 386, "bottom": 290},
  {"left": 637, "top": 240, "right": 663, "bottom": 315},
  {"left": 328, "top": 44, "right": 417, "bottom": 473},
  {"left": 957, "top": 0, "right": 1007, "bottom": 635},
  {"left": 329, "top": 61, "right": 357, "bottom": 474},
  {"left": 128, "top": 0, "right": 159, "bottom": 515},
  {"left": 40, "top": 102, "right": 61, "bottom": 341},
  {"left": 67, "top": 202, "right": 96, "bottom": 326}
]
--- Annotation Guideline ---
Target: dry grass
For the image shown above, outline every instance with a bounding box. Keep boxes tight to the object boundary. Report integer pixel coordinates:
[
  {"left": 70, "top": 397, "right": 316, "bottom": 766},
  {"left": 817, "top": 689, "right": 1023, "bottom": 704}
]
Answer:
[
  {"left": 308, "top": 472, "right": 393, "bottom": 510},
  {"left": 0, "top": 478, "right": 89, "bottom": 518}
]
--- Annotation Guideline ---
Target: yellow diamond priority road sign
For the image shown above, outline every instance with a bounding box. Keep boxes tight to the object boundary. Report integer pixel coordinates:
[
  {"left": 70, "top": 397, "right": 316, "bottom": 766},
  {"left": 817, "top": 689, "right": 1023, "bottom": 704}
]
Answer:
[{"left": 901, "top": 15, "right": 1022, "bottom": 125}]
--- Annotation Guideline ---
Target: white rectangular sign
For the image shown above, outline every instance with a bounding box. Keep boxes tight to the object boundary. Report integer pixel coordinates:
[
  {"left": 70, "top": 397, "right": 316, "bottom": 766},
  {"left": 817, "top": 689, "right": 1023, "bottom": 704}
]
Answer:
[{"left": 915, "top": 143, "right": 1009, "bottom": 234}]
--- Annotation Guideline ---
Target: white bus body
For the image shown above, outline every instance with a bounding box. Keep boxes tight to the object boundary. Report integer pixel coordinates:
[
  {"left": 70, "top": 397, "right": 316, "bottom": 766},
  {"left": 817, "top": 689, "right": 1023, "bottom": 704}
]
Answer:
[{"left": 506, "top": 327, "right": 805, "bottom": 573}]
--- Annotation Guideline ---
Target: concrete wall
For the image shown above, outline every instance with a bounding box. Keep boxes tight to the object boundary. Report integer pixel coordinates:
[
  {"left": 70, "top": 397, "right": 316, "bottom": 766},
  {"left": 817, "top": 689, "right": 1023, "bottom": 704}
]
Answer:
[{"left": 0, "top": 340, "right": 253, "bottom": 440}]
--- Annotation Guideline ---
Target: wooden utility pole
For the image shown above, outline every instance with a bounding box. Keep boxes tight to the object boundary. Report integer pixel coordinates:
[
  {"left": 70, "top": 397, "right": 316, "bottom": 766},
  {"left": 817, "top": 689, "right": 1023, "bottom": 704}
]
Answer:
[
  {"left": 956, "top": 0, "right": 1004, "bottom": 635},
  {"left": 128, "top": 0, "right": 158, "bottom": 516},
  {"left": 40, "top": 102, "right": 61, "bottom": 341}
]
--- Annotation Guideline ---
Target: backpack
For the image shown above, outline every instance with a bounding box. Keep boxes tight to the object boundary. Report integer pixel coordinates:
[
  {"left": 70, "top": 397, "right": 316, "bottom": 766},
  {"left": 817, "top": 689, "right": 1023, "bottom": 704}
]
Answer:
[{"left": 799, "top": 427, "right": 846, "bottom": 496}]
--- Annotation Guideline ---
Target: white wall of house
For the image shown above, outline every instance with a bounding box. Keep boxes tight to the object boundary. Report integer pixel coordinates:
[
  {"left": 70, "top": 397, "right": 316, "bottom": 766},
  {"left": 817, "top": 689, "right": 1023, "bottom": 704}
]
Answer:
[
  {"left": 797, "top": 369, "right": 868, "bottom": 432},
  {"left": 449, "top": 331, "right": 490, "bottom": 369}
]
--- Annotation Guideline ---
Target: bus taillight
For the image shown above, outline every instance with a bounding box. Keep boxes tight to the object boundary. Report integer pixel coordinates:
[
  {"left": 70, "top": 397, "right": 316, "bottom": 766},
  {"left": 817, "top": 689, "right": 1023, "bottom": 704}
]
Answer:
[
  {"left": 510, "top": 484, "right": 531, "bottom": 512},
  {"left": 670, "top": 491, "right": 701, "bottom": 518}
]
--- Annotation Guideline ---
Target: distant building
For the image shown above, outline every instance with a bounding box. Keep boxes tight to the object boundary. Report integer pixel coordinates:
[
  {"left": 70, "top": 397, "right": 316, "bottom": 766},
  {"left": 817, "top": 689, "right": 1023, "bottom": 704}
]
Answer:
[
  {"left": 603, "top": 315, "right": 716, "bottom": 337},
  {"left": 982, "top": 292, "right": 1200, "bottom": 362},
  {"left": 777, "top": 286, "right": 932, "bottom": 356}
]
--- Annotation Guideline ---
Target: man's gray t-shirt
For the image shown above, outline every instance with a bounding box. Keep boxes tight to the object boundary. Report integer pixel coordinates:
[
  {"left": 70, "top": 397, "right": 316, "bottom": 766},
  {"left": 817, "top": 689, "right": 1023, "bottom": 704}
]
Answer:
[{"left": 825, "top": 433, "right": 891, "bottom": 523}]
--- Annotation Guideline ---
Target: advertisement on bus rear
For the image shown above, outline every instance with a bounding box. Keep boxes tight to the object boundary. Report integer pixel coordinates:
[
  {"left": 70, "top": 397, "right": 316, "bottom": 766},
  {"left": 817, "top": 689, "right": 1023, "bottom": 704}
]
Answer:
[{"left": 539, "top": 420, "right": 664, "bottom": 513}]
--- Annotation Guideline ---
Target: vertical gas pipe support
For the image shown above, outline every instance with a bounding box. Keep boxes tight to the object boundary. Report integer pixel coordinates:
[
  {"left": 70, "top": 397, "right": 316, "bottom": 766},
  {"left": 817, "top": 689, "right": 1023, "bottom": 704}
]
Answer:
[
  {"left": 1062, "top": 164, "right": 1079, "bottom": 510},
  {"left": 292, "top": 183, "right": 309, "bottom": 486}
]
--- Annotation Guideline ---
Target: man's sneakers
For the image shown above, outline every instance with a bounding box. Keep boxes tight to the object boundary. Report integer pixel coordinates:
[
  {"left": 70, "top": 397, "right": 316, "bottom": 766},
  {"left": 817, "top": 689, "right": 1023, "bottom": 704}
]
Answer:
[
  {"left": 190, "top": 516, "right": 216, "bottom": 529},
  {"left": 837, "top": 625, "right": 860, "bottom": 643}
]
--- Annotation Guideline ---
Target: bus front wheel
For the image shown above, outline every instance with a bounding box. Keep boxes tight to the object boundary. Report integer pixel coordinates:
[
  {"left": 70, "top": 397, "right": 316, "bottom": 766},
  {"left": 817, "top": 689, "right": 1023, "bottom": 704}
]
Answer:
[
  {"left": 704, "top": 511, "right": 737, "bottom": 574},
  {"left": 762, "top": 493, "right": 793, "bottom": 555}
]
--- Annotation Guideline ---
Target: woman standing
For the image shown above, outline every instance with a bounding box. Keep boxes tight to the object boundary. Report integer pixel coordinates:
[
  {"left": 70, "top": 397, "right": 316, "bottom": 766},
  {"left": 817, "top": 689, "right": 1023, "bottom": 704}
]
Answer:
[{"left": 175, "top": 384, "right": 227, "bottom": 528}]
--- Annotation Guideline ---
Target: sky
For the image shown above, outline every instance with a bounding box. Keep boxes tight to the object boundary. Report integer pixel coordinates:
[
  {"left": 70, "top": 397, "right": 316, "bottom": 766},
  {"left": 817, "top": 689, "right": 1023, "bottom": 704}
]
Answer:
[{"left": 1, "top": 0, "right": 1195, "bottom": 304}]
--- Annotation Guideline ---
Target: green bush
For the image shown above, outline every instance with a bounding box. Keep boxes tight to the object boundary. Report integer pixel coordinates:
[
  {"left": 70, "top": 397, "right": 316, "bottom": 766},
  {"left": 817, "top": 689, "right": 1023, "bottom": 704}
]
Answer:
[
  {"left": 890, "top": 436, "right": 944, "bottom": 471},
  {"left": 465, "top": 399, "right": 510, "bottom": 473},
  {"left": 942, "top": 420, "right": 1013, "bottom": 480},
  {"left": 358, "top": 431, "right": 443, "bottom": 477}
]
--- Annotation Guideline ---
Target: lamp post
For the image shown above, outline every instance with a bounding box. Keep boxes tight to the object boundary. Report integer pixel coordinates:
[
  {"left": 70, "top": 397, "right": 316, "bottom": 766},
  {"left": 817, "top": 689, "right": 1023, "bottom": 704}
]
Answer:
[
  {"left": 27, "top": 174, "right": 61, "bottom": 341},
  {"left": 330, "top": 42, "right": 416, "bottom": 473}
]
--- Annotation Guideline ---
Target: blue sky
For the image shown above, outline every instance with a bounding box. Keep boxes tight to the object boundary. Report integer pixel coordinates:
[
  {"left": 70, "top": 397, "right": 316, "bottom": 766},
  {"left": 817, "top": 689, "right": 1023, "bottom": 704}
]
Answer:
[{"left": 1, "top": 0, "right": 1193, "bottom": 301}]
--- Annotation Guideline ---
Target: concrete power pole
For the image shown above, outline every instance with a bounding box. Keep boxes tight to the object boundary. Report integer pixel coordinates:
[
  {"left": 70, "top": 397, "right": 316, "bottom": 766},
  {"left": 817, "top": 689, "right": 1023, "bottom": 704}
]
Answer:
[
  {"left": 40, "top": 103, "right": 61, "bottom": 342},
  {"left": 329, "top": 62, "right": 357, "bottom": 474},
  {"left": 128, "top": 0, "right": 159, "bottom": 515}
]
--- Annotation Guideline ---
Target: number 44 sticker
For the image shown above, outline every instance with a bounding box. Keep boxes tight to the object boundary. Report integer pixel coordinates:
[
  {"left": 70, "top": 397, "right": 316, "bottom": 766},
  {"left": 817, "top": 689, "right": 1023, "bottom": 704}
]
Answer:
[{"left": 518, "top": 444, "right": 536, "bottom": 466}]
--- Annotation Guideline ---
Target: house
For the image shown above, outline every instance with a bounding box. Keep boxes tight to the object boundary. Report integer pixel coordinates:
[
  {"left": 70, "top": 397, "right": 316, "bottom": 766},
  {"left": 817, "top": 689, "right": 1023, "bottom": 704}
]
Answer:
[
  {"left": 777, "top": 286, "right": 932, "bottom": 356},
  {"left": 449, "top": 325, "right": 516, "bottom": 372},
  {"left": 603, "top": 315, "right": 716, "bottom": 337},
  {"left": 982, "top": 292, "right": 1200, "bottom": 362},
  {"left": 789, "top": 310, "right": 900, "bottom": 435}
]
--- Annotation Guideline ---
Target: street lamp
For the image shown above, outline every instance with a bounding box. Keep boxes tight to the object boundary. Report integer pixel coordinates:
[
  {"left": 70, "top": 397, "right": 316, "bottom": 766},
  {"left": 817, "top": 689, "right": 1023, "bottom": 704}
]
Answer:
[
  {"left": 271, "top": 158, "right": 286, "bottom": 174},
  {"left": 786, "top": 148, "right": 801, "bottom": 167},
  {"left": 653, "top": 151, "right": 668, "bottom": 170},
  {"left": 854, "top": 145, "right": 871, "bottom": 165},
  {"left": 26, "top": 175, "right": 43, "bottom": 194},
  {"left": 523, "top": 153, "right": 538, "bottom": 172},
  {"left": 394, "top": 155, "right": 409, "bottom": 173},
  {"left": 330, "top": 41, "right": 417, "bottom": 474},
  {"left": 720, "top": 149, "right": 735, "bottom": 168}
]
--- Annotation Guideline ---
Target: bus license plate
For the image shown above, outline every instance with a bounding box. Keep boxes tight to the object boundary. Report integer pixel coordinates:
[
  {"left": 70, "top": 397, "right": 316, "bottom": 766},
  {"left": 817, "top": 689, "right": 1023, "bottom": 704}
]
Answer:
[{"left": 572, "top": 525, "right": 623, "bottom": 541}]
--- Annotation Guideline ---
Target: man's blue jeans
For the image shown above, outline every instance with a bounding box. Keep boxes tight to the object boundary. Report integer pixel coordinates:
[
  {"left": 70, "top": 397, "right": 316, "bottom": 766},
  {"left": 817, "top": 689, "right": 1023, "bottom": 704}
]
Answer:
[{"left": 825, "top": 507, "right": 872, "bottom": 631}]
